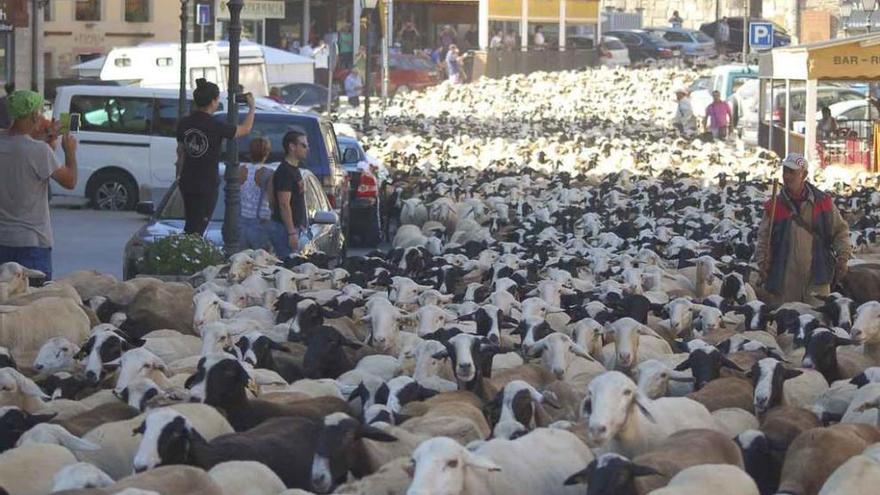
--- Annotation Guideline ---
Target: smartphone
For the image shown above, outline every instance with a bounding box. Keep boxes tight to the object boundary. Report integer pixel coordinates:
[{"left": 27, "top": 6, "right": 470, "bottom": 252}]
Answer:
[
  {"left": 59, "top": 113, "right": 71, "bottom": 134},
  {"left": 69, "top": 113, "right": 81, "bottom": 133}
]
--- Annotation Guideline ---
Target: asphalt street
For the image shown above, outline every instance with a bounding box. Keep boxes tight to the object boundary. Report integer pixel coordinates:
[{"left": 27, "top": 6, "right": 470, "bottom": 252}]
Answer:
[
  {"left": 51, "top": 206, "right": 144, "bottom": 280},
  {"left": 49, "top": 205, "right": 376, "bottom": 281}
]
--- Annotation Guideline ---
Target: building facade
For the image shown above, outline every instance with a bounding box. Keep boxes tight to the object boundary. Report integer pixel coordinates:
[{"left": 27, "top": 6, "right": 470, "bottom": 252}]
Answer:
[{"left": 1, "top": 0, "right": 38, "bottom": 91}]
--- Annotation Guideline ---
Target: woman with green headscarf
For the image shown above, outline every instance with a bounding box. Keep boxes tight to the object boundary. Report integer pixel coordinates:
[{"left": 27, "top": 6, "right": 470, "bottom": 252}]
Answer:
[{"left": 0, "top": 90, "right": 78, "bottom": 280}]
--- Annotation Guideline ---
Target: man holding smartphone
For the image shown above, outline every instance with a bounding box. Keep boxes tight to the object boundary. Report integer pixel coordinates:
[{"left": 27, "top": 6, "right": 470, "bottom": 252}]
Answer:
[{"left": 0, "top": 91, "right": 77, "bottom": 280}]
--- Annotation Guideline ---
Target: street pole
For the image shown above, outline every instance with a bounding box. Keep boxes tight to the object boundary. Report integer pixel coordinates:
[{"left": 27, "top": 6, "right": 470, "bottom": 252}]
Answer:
[
  {"left": 742, "top": 1, "right": 749, "bottom": 63},
  {"left": 382, "top": 0, "right": 390, "bottom": 105},
  {"left": 223, "top": 0, "right": 243, "bottom": 255},
  {"left": 179, "top": 0, "right": 189, "bottom": 121},
  {"left": 364, "top": 9, "right": 373, "bottom": 130},
  {"left": 31, "top": 0, "right": 46, "bottom": 93}
]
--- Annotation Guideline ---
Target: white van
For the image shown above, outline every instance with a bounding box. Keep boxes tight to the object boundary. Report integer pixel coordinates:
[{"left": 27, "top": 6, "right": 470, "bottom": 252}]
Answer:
[
  {"left": 100, "top": 42, "right": 270, "bottom": 96},
  {"left": 52, "top": 85, "right": 292, "bottom": 210}
]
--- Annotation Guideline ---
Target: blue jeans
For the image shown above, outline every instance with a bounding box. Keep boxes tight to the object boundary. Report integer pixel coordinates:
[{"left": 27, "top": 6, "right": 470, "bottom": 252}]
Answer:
[
  {"left": 240, "top": 217, "right": 272, "bottom": 251},
  {"left": 0, "top": 245, "right": 53, "bottom": 281},
  {"left": 269, "top": 221, "right": 308, "bottom": 259}
]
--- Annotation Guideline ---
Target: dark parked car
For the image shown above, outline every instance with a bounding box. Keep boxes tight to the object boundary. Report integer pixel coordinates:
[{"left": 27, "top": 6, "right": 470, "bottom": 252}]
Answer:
[
  {"left": 699, "top": 18, "right": 791, "bottom": 51},
  {"left": 123, "top": 169, "right": 343, "bottom": 279},
  {"left": 216, "top": 110, "right": 350, "bottom": 243},
  {"left": 338, "top": 135, "right": 381, "bottom": 247},
  {"left": 603, "top": 30, "right": 680, "bottom": 62},
  {"left": 278, "top": 83, "right": 337, "bottom": 112}
]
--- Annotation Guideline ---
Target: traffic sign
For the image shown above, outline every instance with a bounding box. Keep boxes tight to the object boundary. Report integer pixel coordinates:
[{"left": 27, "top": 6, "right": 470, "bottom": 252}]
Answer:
[
  {"left": 749, "top": 22, "right": 774, "bottom": 49},
  {"left": 196, "top": 4, "right": 211, "bottom": 26}
]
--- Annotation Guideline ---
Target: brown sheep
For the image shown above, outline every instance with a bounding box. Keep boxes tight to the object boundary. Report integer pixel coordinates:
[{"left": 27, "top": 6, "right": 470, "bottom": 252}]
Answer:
[
  {"left": 777, "top": 423, "right": 880, "bottom": 495},
  {"left": 687, "top": 377, "right": 754, "bottom": 412}
]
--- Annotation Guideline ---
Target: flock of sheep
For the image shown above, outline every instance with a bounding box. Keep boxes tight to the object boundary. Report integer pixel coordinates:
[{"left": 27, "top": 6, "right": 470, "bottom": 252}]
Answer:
[{"left": 3, "top": 67, "right": 880, "bottom": 495}]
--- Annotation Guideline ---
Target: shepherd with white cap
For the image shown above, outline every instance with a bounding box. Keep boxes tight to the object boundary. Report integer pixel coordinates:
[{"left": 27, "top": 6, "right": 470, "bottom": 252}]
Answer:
[
  {"left": 672, "top": 85, "right": 696, "bottom": 137},
  {"left": 755, "top": 153, "right": 851, "bottom": 304}
]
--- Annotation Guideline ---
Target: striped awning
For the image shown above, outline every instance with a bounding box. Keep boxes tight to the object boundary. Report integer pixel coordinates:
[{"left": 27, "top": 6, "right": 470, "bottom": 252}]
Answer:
[{"left": 845, "top": 10, "right": 880, "bottom": 29}]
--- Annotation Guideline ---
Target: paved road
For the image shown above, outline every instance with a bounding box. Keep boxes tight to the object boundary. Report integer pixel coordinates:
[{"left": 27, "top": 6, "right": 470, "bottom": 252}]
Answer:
[
  {"left": 49, "top": 206, "right": 375, "bottom": 281},
  {"left": 51, "top": 207, "right": 144, "bottom": 280}
]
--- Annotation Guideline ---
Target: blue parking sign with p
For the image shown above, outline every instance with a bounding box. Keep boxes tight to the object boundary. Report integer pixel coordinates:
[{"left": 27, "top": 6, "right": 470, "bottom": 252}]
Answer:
[
  {"left": 749, "top": 22, "right": 774, "bottom": 49},
  {"left": 197, "top": 4, "right": 211, "bottom": 26}
]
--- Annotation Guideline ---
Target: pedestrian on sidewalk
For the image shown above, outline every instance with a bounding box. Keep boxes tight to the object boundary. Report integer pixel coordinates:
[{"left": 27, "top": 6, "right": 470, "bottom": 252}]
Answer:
[
  {"left": 669, "top": 11, "right": 684, "bottom": 28},
  {"left": 755, "top": 154, "right": 851, "bottom": 304},
  {"left": 313, "top": 39, "right": 330, "bottom": 86},
  {"left": 716, "top": 17, "right": 730, "bottom": 55},
  {"left": 672, "top": 86, "right": 696, "bottom": 137},
  {"left": 270, "top": 130, "right": 310, "bottom": 258},
  {"left": 345, "top": 68, "right": 363, "bottom": 107},
  {"left": 338, "top": 24, "right": 354, "bottom": 69},
  {"left": 176, "top": 78, "right": 255, "bottom": 236},
  {"left": 0, "top": 90, "right": 78, "bottom": 280},
  {"left": 238, "top": 137, "right": 274, "bottom": 250},
  {"left": 703, "top": 90, "right": 733, "bottom": 140},
  {"left": 445, "top": 44, "right": 464, "bottom": 84}
]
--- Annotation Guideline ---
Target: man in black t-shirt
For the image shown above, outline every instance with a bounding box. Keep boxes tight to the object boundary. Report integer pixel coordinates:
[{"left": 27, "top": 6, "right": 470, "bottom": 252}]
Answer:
[
  {"left": 175, "top": 78, "right": 255, "bottom": 235},
  {"left": 270, "top": 130, "right": 309, "bottom": 258}
]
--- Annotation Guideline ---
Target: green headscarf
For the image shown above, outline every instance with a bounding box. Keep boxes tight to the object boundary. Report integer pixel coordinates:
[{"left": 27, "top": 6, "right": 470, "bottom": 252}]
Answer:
[{"left": 8, "top": 90, "right": 44, "bottom": 121}]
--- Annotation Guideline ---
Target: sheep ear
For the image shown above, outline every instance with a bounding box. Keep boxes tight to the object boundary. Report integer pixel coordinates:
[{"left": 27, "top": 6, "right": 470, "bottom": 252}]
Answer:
[
  {"left": 56, "top": 429, "right": 101, "bottom": 451},
  {"left": 540, "top": 390, "right": 562, "bottom": 409},
  {"left": 564, "top": 464, "right": 594, "bottom": 486},
  {"left": 12, "top": 371, "right": 49, "bottom": 399},
  {"left": 23, "top": 268, "right": 46, "bottom": 279},
  {"left": 835, "top": 336, "right": 857, "bottom": 347},
  {"left": 634, "top": 393, "right": 656, "bottom": 423},
  {"left": 464, "top": 451, "right": 502, "bottom": 472},
  {"left": 783, "top": 368, "right": 803, "bottom": 380},
  {"left": 431, "top": 349, "right": 449, "bottom": 360},
  {"left": 674, "top": 357, "right": 692, "bottom": 371},
  {"left": 569, "top": 343, "right": 596, "bottom": 361},
  {"left": 631, "top": 463, "right": 663, "bottom": 477},
  {"left": 720, "top": 356, "right": 746, "bottom": 372},
  {"left": 357, "top": 424, "right": 398, "bottom": 443},
  {"left": 132, "top": 421, "right": 146, "bottom": 436},
  {"left": 457, "top": 311, "right": 477, "bottom": 322}
]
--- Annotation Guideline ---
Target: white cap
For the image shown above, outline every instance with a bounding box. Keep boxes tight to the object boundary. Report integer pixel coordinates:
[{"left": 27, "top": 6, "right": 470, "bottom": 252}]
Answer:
[{"left": 781, "top": 153, "right": 808, "bottom": 171}]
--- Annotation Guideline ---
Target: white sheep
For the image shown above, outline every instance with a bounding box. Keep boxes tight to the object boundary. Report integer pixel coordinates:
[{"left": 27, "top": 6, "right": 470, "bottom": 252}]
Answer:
[
  {"left": 407, "top": 428, "right": 593, "bottom": 495},
  {"left": 208, "top": 461, "right": 286, "bottom": 495},
  {"left": 0, "top": 296, "right": 91, "bottom": 361},
  {"left": 0, "top": 443, "right": 79, "bottom": 495},
  {"left": 601, "top": 317, "right": 672, "bottom": 372},
  {"left": 528, "top": 332, "right": 605, "bottom": 389},
  {"left": 51, "top": 462, "right": 116, "bottom": 491},
  {"left": 585, "top": 371, "right": 722, "bottom": 458},
  {"left": 32, "top": 337, "right": 81, "bottom": 374},
  {"left": 818, "top": 443, "right": 880, "bottom": 495},
  {"left": 647, "top": 464, "right": 759, "bottom": 495}
]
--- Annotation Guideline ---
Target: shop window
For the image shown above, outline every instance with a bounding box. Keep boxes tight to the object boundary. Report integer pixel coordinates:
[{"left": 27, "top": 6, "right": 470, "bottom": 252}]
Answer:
[
  {"left": 125, "top": 0, "right": 150, "bottom": 23},
  {"left": 75, "top": 0, "right": 101, "bottom": 21}
]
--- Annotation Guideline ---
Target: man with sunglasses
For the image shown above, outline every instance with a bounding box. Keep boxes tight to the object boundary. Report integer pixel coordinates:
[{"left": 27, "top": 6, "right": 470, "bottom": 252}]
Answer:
[{"left": 270, "top": 130, "right": 309, "bottom": 257}]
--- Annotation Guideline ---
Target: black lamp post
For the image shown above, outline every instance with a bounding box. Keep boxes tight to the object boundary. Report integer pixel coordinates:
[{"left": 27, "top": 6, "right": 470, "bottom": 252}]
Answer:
[
  {"left": 179, "top": 0, "right": 189, "bottom": 120},
  {"left": 223, "top": 0, "right": 243, "bottom": 255},
  {"left": 362, "top": 0, "right": 379, "bottom": 130}
]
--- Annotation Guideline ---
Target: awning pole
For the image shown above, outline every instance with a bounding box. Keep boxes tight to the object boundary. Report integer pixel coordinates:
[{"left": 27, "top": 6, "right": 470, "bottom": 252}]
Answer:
[
  {"left": 768, "top": 78, "right": 775, "bottom": 154},
  {"left": 521, "top": 0, "right": 528, "bottom": 52},
  {"left": 804, "top": 78, "right": 818, "bottom": 164},
  {"left": 785, "top": 78, "right": 791, "bottom": 156}
]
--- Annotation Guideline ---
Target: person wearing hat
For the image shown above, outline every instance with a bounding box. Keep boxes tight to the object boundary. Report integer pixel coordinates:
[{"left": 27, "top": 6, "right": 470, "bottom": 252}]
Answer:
[
  {"left": 0, "top": 90, "right": 78, "bottom": 280},
  {"left": 755, "top": 153, "right": 851, "bottom": 304},
  {"left": 672, "top": 86, "right": 696, "bottom": 137}
]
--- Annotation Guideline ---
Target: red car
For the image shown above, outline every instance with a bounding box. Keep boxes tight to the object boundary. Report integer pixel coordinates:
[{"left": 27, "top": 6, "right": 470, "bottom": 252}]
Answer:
[{"left": 334, "top": 54, "right": 442, "bottom": 96}]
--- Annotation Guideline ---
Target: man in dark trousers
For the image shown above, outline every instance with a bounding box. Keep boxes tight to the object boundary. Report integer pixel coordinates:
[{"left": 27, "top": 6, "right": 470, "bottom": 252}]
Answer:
[
  {"left": 270, "top": 130, "right": 310, "bottom": 258},
  {"left": 176, "top": 78, "right": 255, "bottom": 235}
]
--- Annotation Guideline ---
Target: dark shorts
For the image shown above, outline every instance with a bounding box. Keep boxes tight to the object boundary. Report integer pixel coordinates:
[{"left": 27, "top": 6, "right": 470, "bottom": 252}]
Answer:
[
  {"left": 181, "top": 188, "right": 219, "bottom": 236},
  {"left": 0, "top": 245, "right": 52, "bottom": 282}
]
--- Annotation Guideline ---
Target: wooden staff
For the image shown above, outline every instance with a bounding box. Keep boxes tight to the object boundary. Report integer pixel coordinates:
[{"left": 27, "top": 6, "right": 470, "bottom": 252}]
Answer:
[{"left": 762, "top": 180, "right": 779, "bottom": 279}]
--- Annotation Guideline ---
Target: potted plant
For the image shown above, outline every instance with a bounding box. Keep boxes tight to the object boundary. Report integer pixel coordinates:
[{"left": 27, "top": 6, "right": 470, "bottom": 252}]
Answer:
[{"left": 135, "top": 234, "right": 225, "bottom": 283}]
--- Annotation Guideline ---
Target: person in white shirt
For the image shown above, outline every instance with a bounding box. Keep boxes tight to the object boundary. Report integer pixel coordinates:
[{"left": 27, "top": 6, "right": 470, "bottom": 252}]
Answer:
[
  {"left": 672, "top": 86, "right": 696, "bottom": 137},
  {"left": 489, "top": 30, "right": 503, "bottom": 50},
  {"left": 344, "top": 69, "right": 363, "bottom": 107},
  {"left": 313, "top": 40, "right": 330, "bottom": 87},
  {"left": 533, "top": 25, "right": 546, "bottom": 50}
]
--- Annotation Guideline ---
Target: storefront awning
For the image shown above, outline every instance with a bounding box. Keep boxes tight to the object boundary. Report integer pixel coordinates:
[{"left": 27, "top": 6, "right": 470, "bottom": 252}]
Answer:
[
  {"left": 844, "top": 11, "right": 880, "bottom": 30},
  {"left": 759, "top": 32, "right": 880, "bottom": 80},
  {"left": 488, "top": 0, "right": 599, "bottom": 23}
]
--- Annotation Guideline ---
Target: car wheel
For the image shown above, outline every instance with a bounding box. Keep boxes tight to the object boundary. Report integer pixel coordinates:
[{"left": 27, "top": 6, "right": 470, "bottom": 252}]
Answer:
[
  {"left": 88, "top": 170, "right": 138, "bottom": 211},
  {"left": 643, "top": 57, "right": 657, "bottom": 65}
]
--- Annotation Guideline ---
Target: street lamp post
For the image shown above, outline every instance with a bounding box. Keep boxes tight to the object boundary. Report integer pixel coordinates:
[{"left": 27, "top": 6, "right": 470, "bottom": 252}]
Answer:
[
  {"left": 841, "top": 1, "right": 853, "bottom": 36},
  {"left": 223, "top": 0, "right": 244, "bottom": 255},
  {"left": 179, "top": 0, "right": 189, "bottom": 120},
  {"left": 865, "top": 0, "right": 879, "bottom": 32},
  {"left": 362, "top": 0, "right": 379, "bottom": 131}
]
